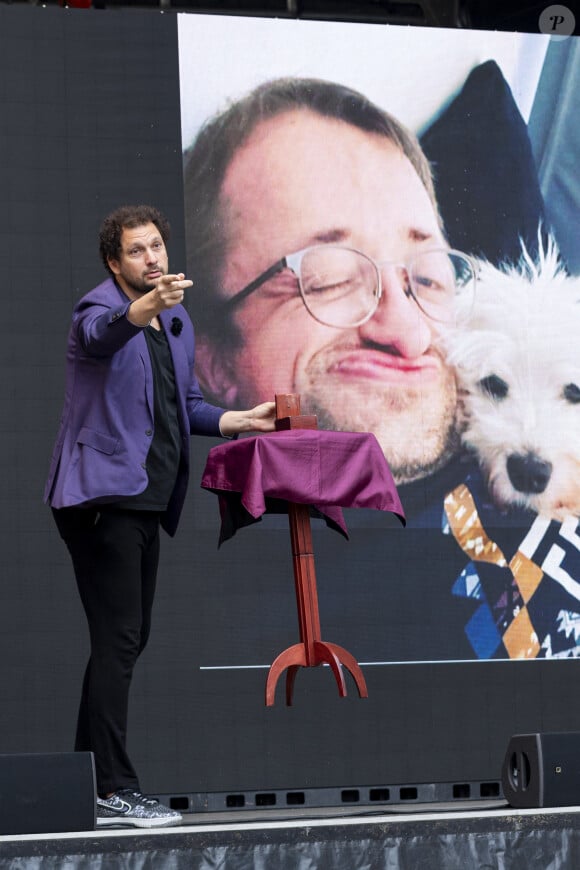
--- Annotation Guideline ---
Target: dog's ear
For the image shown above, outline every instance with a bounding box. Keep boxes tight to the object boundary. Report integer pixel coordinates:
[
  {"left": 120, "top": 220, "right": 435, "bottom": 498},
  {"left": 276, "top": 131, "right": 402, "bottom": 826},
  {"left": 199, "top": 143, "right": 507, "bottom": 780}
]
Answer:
[{"left": 521, "top": 228, "right": 564, "bottom": 279}]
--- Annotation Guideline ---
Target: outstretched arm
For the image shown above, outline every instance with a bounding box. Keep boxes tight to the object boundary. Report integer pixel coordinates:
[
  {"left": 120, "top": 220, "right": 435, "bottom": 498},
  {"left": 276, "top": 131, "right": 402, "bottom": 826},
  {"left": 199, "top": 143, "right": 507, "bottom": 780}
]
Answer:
[{"left": 126, "top": 273, "right": 193, "bottom": 326}]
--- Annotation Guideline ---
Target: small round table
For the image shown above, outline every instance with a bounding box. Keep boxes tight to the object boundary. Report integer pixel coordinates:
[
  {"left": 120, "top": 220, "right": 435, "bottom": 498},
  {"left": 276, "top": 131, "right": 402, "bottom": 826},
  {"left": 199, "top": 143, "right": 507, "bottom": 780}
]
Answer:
[{"left": 201, "top": 394, "right": 405, "bottom": 706}]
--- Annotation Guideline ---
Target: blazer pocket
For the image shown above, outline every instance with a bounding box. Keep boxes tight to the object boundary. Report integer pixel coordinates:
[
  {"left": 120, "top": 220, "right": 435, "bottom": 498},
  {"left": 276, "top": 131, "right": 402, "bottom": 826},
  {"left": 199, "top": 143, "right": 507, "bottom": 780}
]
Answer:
[{"left": 77, "top": 427, "right": 119, "bottom": 455}]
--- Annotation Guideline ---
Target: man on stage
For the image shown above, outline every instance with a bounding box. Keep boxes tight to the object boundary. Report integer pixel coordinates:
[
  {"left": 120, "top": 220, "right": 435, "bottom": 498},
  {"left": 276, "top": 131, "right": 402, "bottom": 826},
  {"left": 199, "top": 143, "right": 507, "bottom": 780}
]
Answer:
[{"left": 45, "top": 204, "right": 276, "bottom": 827}]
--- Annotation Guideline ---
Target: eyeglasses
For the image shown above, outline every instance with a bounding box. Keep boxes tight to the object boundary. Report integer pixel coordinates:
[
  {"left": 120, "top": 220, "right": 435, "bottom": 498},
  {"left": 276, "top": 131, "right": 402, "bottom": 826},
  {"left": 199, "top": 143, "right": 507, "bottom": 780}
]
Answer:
[{"left": 223, "top": 245, "right": 476, "bottom": 328}]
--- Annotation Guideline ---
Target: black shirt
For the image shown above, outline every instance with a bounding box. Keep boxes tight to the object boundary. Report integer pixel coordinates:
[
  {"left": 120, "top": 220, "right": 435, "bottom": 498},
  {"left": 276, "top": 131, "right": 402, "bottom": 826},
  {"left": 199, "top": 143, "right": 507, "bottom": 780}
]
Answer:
[{"left": 112, "top": 324, "right": 181, "bottom": 511}]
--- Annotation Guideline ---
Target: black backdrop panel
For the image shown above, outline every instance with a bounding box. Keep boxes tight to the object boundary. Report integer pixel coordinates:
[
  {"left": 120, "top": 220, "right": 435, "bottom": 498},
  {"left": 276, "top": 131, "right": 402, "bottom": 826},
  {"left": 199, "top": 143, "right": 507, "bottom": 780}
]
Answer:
[{"left": 2, "top": 3, "right": 580, "bottom": 797}]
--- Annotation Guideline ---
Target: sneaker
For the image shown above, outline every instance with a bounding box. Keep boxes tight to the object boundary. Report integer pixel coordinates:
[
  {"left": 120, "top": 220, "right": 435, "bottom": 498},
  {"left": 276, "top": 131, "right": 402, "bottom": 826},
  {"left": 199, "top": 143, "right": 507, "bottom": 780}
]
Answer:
[{"left": 96, "top": 789, "right": 183, "bottom": 828}]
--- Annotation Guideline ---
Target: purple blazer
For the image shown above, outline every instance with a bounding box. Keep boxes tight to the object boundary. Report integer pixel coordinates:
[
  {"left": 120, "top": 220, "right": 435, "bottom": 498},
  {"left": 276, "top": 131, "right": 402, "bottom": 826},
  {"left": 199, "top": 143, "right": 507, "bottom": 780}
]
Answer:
[{"left": 44, "top": 278, "right": 225, "bottom": 536}]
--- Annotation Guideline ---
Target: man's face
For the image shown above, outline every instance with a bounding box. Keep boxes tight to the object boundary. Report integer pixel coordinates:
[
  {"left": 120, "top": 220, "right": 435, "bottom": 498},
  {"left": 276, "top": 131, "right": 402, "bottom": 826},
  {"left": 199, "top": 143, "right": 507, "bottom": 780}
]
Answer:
[
  {"left": 201, "top": 110, "right": 458, "bottom": 483},
  {"left": 108, "top": 222, "right": 169, "bottom": 300}
]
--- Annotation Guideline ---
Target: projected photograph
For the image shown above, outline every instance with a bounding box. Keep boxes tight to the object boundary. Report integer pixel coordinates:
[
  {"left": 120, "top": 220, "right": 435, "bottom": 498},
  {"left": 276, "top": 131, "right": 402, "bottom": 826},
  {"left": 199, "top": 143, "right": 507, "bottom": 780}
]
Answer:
[{"left": 178, "top": 19, "right": 580, "bottom": 662}]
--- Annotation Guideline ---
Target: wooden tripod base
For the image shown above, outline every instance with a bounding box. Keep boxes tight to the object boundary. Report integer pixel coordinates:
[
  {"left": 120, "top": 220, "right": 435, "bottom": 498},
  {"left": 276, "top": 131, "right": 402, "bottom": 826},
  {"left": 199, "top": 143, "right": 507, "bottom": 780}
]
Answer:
[{"left": 265, "top": 640, "right": 368, "bottom": 706}]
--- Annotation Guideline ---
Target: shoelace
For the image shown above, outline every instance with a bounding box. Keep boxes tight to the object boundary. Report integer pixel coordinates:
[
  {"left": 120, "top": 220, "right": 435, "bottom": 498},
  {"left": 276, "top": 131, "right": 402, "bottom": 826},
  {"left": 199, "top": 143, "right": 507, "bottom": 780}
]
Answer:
[{"left": 116, "top": 790, "right": 159, "bottom": 807}]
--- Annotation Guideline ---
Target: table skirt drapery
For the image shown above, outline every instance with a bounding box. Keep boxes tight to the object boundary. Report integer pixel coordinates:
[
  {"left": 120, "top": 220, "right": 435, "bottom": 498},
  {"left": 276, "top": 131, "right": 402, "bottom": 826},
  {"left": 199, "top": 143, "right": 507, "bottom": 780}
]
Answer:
[{"left": 201, "top": 429, "right": 406, "bottom": 545}]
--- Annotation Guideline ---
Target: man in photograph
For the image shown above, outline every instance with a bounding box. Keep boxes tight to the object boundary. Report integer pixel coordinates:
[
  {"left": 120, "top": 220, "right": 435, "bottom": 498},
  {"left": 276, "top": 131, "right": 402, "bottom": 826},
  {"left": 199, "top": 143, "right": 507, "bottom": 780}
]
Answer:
[{"left": 183, "top": 77, "right": 472, "bottom": 496}]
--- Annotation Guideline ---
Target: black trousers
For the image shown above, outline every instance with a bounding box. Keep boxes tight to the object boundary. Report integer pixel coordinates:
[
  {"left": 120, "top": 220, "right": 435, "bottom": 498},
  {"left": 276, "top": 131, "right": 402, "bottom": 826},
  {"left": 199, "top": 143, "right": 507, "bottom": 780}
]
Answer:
[{"left": 53, "top": 506, "right": 161, "bottom": 796}]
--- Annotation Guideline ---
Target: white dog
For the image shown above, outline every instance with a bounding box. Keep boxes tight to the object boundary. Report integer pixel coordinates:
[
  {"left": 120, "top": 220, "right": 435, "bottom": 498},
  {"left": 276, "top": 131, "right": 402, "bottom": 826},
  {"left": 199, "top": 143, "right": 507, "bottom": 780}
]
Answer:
[{"left": 442, "top": 235, "right": 580, "bottom": 520}]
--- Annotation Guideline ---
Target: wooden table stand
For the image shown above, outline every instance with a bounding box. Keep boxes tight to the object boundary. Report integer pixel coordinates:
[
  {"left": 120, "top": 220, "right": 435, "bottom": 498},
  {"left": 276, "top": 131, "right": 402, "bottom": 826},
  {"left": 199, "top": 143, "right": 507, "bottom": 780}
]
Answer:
[{"left": 265, "top": 394, "right": 369, "bottom": 706}]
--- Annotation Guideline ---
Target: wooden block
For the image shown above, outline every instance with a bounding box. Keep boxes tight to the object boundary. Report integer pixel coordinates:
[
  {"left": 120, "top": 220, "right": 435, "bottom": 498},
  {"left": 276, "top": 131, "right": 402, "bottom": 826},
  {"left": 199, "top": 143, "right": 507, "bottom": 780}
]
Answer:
[
  {"left": 275, "top": 415, "right": 318, "bottom": 431},
  {"left": 275, "top": 393, "right": 301, "bottom": 418}
]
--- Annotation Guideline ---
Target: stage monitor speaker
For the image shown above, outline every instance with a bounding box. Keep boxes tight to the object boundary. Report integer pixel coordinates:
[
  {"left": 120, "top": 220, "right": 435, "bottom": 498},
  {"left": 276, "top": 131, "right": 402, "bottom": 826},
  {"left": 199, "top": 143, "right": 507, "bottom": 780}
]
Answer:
[
  {"left": 0, "top": 752, "right": 96, "bottom": 835},
  {"left": 502, "top": 732, "right": 580, "bottom": 809}
]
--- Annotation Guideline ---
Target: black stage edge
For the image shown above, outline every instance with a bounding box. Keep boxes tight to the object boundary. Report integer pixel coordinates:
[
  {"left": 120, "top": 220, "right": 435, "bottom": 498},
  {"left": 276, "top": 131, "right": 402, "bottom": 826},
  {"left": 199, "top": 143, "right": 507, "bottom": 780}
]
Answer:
[{"left": 3, "top": 804, "right": 580, "bottom": 868}]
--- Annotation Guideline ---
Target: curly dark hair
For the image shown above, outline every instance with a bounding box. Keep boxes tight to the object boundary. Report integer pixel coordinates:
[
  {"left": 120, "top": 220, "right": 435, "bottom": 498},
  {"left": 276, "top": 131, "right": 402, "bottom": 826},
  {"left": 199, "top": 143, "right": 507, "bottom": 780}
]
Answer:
[{"left": 99, "top": 205, "right": 171, "bottom": 275}]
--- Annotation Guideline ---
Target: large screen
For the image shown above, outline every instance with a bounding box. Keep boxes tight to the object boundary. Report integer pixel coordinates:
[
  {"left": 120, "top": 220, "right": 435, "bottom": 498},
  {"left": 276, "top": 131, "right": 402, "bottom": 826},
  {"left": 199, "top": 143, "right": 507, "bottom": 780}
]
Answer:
[{"left": 179, "top": 18, "right": 580, "bottom": 665}]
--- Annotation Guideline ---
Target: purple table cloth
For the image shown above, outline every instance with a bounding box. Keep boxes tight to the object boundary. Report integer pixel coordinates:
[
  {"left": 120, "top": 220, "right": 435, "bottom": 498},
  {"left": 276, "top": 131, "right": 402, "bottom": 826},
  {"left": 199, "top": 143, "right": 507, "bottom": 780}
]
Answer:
[{"left": 201, "top": 429, "right": 405, "bottom": 545}]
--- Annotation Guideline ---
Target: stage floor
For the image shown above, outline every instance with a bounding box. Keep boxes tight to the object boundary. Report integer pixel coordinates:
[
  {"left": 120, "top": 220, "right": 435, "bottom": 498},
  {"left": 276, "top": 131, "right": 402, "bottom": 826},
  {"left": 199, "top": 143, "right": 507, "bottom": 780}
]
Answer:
[{"left": 2, "top": 801, "right": 580, "bottom": 868}]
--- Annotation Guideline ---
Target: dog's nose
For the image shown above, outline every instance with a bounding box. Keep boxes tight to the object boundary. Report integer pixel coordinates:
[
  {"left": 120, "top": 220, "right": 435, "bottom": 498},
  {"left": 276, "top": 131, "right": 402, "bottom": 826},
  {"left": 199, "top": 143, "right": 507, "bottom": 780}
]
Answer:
[{"left": 507, "top": 453, "right": 553, "bottom": 494}]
